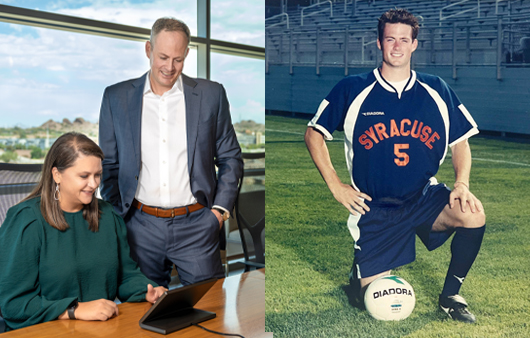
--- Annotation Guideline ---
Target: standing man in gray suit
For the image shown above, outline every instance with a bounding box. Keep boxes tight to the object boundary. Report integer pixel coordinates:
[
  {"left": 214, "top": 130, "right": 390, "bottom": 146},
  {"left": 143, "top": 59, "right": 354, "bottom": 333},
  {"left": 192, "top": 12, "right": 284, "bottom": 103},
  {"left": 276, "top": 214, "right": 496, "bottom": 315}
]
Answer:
[{"left": 98, "top": 17, "right": 243, "bottom": 287}]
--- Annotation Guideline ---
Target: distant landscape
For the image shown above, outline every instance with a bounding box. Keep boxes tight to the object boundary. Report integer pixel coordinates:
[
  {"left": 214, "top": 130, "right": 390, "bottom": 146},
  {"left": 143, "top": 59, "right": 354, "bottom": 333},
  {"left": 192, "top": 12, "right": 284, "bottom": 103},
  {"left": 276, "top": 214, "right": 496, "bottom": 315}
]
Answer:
[{"left": 0, "top": 117, "right": 265, "bottom": 164}]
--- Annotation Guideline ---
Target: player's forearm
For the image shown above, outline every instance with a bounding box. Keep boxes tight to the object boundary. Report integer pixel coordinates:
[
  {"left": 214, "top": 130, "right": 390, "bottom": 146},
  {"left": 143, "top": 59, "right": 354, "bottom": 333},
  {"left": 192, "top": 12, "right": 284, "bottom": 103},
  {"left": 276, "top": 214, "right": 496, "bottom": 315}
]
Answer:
[
  {"left": 451, "top": 139, "right": 472, "bottom": 187},
  {"left": 305, "top": 127, "right": 344, "bottom": 192}
]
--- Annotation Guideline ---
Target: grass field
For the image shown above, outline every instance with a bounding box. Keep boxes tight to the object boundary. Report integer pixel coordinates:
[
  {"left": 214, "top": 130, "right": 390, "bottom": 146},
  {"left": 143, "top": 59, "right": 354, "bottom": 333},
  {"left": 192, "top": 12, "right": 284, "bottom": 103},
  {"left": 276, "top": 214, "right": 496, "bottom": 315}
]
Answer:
[{"left": 265, "top": 115, "right": 530, "bottom": 338}]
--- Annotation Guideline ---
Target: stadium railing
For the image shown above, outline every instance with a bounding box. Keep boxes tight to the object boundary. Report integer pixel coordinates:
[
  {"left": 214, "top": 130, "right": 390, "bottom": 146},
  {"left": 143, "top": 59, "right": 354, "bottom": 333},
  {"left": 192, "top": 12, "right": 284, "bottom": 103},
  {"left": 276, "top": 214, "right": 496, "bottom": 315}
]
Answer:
[{"left": 267, "top": 0, "right": 530, "bottom": 78}]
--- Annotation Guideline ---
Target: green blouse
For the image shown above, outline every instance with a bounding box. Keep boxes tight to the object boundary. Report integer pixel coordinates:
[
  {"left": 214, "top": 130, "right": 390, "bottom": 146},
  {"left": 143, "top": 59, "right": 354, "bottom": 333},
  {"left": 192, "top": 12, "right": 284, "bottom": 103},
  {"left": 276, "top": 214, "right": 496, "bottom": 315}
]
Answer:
[{"left": 0, "top": 197, "right": 156, "bottom": 331}]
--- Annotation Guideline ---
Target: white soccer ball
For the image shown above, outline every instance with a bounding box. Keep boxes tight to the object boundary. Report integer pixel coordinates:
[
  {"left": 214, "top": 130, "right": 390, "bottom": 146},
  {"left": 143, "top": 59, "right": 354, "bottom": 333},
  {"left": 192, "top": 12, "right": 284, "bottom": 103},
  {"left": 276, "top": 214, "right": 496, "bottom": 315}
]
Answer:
[{"left": 364, "top": 275, "right": 416, "bottom": 321}]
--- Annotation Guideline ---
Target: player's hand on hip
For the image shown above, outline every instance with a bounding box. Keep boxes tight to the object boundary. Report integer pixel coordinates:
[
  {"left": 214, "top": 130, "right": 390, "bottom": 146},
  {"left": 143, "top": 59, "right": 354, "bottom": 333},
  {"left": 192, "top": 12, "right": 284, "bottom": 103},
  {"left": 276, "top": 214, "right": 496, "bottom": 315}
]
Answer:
[
  {"left": 146, "top": 284, "right": 167, "bottom": 304},
  {"left": 74, "top": 299, "right": 119, "bottom": 321},
  {"left": 449, "top": 183, "right": 483, "bottom": 213},
  {"left": 330, "top": 182, "right": 372, "bottom": 215}
]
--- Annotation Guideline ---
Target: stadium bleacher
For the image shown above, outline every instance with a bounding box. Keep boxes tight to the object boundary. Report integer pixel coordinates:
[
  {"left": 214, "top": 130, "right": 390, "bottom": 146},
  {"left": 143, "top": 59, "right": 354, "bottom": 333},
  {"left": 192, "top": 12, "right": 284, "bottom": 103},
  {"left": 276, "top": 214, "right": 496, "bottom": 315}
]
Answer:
[{"left": 266, "top": 0, "right": 530, "bottom": 136}]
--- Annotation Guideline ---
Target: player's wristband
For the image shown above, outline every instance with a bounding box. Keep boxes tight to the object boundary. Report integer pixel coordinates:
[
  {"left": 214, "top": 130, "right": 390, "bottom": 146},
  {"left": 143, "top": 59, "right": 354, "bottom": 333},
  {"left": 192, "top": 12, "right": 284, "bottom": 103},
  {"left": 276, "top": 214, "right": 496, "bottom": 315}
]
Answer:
[{"left": 454, "top": 181, "right": 469, "bottom": 189}]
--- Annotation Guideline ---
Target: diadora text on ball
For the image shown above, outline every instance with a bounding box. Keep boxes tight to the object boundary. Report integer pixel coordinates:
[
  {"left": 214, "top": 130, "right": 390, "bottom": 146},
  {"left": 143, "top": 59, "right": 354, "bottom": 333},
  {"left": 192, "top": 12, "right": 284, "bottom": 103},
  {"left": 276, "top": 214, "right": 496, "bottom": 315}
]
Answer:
[{"left": 373, "top": 288, "right": 414, "bottom": 299}]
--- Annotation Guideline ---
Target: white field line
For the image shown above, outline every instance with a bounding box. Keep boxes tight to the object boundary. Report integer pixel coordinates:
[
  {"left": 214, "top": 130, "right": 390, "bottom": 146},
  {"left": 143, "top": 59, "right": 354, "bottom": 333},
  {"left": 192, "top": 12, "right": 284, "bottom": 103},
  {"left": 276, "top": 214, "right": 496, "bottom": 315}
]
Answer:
[
  {"left": 472, "top": 157, "right": 530, "bottom": 167},
  {"left": 266, "top": 129, "right": 530, "bottom": 167},
  {"left": 265, "top": 128, "right": 305, "bottom": 136}
]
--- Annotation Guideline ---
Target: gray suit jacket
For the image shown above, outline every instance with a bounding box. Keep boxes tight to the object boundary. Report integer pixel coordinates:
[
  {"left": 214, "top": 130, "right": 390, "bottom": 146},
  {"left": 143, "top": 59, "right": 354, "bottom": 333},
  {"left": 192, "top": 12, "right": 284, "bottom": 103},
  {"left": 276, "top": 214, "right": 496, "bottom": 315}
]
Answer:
[{"left": 98, "top": 72, "right": 243, "bottom": 219}]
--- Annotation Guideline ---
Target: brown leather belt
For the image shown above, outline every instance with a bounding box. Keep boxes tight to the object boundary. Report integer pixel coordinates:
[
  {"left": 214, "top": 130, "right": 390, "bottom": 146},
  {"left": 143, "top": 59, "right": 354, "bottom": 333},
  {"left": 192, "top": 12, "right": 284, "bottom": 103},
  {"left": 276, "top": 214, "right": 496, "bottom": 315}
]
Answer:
[{"left": 132, "top": 199, "right": 205, "bottom": 218}]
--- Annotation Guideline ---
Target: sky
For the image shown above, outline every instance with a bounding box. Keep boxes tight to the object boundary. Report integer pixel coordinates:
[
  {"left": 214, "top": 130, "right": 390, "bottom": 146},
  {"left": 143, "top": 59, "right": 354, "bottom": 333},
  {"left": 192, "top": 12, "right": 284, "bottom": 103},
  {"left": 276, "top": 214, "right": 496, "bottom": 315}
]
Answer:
[{"left": 0, "top": 0, "right": 265, "bottom": 128}]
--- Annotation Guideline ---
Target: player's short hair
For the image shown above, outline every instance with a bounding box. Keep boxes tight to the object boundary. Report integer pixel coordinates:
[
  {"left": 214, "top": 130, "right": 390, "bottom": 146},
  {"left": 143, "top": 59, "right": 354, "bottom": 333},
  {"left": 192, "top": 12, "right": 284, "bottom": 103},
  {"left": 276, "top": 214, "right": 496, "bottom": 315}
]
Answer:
[
  {"left": 378, "top": 9, "right": 420, "bottom": 42},
  {"left": 150, "top": 17, "right": 190, "bottom": 46}
]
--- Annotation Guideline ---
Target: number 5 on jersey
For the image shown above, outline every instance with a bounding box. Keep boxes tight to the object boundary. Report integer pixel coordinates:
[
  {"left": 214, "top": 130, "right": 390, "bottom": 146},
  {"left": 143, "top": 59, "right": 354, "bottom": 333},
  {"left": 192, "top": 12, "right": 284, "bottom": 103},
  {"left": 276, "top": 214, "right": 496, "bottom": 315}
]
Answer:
[{"left": 394, "top": 144, "right": 409, "bottom": 166}]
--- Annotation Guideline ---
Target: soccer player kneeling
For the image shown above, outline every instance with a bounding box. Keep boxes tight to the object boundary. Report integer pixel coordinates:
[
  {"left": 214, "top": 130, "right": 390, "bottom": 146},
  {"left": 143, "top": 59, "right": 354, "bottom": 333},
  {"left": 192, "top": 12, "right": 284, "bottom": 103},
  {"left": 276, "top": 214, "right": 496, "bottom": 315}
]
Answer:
[{"left": 305, "top": 8, "right": 485, "bottom": 323}]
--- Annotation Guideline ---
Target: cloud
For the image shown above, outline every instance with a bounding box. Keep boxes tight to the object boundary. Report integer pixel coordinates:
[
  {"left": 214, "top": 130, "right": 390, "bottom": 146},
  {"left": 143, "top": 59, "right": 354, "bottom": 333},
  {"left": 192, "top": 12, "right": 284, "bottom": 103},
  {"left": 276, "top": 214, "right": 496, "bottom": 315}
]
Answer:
[
  {"left": 0, "top": 0, "right": 263, "bottom": 127},
  {"left": 210, "top": 52, "right": 264, "bottom": 124},
  {"left": 0, "top": 77, "right": 102, "bottom": 126},
  {"left": 231, "top": 99, "right": 265, "bottom": 124},
  {"left": 210, "top": 1, "right": 264, "bottom": 46},
  {"left": 37, "top": 109, "right": 60, "bottom": 117},
  {"left": 57, "top": 3, "right": 197, "bottom": 34},
  {"left": 47, "top": 65, "right": 65, "bottom": 71},
  {"left": 0, "top": 25, "right": 148, "bottom": 127}
]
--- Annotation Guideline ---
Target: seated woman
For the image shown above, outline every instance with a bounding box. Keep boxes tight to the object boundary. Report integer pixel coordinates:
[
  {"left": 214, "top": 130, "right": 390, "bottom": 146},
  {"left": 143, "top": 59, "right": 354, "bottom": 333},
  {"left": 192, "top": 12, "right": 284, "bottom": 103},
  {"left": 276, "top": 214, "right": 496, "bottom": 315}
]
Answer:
[{"left": 0, "top": 132, "right": 167, "bottom": 331}]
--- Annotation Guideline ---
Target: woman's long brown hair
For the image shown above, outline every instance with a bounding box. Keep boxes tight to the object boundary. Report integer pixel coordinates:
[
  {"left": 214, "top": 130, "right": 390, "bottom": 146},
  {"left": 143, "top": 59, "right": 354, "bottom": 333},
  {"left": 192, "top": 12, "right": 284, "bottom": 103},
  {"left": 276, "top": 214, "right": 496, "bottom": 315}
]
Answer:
[{"left": 23, "top": 132, "right": 104, "bottom": 232}]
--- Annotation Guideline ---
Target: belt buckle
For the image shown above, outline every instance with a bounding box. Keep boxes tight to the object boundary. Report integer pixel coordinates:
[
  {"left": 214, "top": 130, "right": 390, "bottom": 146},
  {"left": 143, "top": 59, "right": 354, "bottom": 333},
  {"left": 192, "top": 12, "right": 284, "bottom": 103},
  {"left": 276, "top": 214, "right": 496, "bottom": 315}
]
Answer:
[{"left": 171, "top": 209, "right": 175, "bottom": 218}]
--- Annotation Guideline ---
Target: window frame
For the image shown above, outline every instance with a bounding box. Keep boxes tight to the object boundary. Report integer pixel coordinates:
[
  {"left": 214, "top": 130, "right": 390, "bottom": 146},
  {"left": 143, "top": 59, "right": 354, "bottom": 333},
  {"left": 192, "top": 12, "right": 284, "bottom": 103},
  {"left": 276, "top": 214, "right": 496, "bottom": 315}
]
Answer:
[{"left": 0, "top": 1, "right": 265, "bottom": 80}]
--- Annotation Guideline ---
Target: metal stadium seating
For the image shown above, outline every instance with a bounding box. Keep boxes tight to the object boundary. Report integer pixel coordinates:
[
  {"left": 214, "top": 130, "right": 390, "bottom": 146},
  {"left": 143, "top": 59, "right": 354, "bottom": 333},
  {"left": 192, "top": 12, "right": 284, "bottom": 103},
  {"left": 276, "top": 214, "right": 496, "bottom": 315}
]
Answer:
[
  {"left": 266, "top": 0, "right": 530, "bottom": 70},
  {"left": 265, "top": 0, "right": 530, "bottom": 136}
]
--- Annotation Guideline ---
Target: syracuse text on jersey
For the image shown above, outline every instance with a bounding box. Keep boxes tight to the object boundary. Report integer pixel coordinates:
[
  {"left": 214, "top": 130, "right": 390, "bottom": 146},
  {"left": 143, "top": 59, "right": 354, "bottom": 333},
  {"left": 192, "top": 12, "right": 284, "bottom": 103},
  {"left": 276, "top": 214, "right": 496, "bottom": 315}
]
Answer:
[{"left": 358, "top": 118, "right": 441, "bottom": 150}]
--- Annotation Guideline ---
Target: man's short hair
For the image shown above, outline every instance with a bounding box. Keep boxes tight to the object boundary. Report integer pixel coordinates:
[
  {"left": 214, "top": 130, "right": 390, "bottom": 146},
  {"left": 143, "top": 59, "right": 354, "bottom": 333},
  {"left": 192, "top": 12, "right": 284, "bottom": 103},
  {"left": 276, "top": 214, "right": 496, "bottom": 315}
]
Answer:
[
  {"left": 378, "top": 9, "right": 420, "bottom": 42},
  {"left": 150, "top": 17, "right": 190, "bottom": 46}
]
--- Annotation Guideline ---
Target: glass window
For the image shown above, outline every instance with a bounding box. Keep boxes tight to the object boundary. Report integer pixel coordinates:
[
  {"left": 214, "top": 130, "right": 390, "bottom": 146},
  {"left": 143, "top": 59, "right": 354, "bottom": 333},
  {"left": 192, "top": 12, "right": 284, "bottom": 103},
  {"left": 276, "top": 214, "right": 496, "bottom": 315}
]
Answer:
[
  {"left": 211, "top": 52, "right": 264, "bottom": 191},
  {"left": 2, "top": 0, "right": 198, "bottom": 36},
  {"left": 210, "top": 52, "right": 264, "bottom": 125},
  {"left": 0, "top": 0, "right": 263, "bottom": 166},
  {"left": 211, "top": 0, "right": 264, "bottom": 47},
  {"left": 0, "top": 21, "right": 197, "bottom": 163}
]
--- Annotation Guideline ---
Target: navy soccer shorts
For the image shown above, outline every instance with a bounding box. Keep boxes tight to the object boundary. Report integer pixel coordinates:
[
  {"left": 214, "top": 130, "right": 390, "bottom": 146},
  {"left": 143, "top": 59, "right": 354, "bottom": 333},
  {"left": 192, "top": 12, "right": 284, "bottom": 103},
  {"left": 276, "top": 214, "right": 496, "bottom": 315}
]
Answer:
[{"left": 348, "top": 181, "right": 453, "bottom": 279}]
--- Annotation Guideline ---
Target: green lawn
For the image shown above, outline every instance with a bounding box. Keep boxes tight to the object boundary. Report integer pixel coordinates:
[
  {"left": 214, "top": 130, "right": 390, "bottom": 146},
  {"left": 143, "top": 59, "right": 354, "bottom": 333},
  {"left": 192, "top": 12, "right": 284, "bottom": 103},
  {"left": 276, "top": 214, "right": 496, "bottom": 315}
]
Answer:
[{"left": 265, "top": 115, "right": 530, "bottom": 338}]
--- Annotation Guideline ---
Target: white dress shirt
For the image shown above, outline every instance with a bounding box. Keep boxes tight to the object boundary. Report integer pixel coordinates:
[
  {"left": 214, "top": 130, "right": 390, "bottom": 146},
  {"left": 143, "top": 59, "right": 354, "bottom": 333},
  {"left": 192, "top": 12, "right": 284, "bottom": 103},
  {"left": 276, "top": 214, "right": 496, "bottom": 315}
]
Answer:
[{"left": 135, "top": 74, "right": 197, "bottom": 208}]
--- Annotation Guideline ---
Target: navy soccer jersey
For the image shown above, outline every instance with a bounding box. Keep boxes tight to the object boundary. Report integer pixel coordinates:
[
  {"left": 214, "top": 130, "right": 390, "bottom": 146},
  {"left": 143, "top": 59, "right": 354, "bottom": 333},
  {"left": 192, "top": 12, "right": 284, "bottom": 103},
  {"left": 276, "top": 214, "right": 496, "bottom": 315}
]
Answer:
[{"left": 309, "top": 69, "right": 479, "bottom": 204}]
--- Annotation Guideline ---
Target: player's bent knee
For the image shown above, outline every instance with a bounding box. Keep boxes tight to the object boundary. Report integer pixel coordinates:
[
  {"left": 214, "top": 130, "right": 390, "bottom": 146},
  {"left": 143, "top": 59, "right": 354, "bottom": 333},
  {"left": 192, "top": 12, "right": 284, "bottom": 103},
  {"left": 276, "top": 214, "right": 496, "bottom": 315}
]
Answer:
[
  {"left": 455, "top": 208, "right": 485, "bottom": 228},
  {"left": 467, "top": 208, "right": 486, "bottom": 228}
]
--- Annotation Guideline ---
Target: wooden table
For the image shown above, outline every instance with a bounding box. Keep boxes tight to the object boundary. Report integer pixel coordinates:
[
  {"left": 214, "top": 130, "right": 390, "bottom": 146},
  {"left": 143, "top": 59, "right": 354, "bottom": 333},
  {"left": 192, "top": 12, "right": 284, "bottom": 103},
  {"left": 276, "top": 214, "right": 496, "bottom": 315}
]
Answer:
[{"left": 1, "top": 269, "right": 269, "bottom": 338}]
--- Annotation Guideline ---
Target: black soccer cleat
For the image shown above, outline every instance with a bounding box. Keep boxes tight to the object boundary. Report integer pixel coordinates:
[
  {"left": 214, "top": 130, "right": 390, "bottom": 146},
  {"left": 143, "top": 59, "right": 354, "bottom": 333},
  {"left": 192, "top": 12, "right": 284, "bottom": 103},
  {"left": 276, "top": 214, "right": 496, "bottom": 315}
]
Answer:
[{"left": 439, "top": 294, "right": 476, "bottom": 324}]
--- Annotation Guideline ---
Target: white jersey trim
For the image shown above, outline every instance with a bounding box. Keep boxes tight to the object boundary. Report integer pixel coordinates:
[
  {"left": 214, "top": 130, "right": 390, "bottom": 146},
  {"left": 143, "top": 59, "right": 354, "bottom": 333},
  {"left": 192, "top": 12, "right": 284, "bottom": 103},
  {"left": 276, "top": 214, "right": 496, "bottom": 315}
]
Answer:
[
  {"left": 308, "top": 99, "right": 334, "bottom": 140},
  {"left": 343, "top": 80, "right": 377, "bottom": 192},
  {"left": 373, "top": 69, "right": 394, "bottom": 93},
  {"left": 450, "top": 128, "right": 479, "bottom": 148},
  {"left": 406, "top": 70, "right": 417, "bottom": 91},
  {"left": 417, "top": 80, "right": 450, "bottom": 166},
  {"left": 448, "top": 103, "right": 479, "bottom": 147},
  {"left": 347, "top": 213, "right": 362, "bottom": 248},
  {"left": 312, "top": 124, "right": 334, "bottom": 141},
  {"left": 458, "top": 104, "right": 478, "bottom": 128},
  {"left": 373, "top": 69, "right": 416, "bottom": 99}
]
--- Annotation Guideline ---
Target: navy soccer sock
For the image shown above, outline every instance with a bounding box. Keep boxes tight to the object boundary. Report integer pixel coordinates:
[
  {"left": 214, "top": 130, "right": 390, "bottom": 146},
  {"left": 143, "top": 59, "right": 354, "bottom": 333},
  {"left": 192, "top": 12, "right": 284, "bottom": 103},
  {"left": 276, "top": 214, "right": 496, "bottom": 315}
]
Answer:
[{"left": 441, "top": 224, "right": 486, "bottom": 297}]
